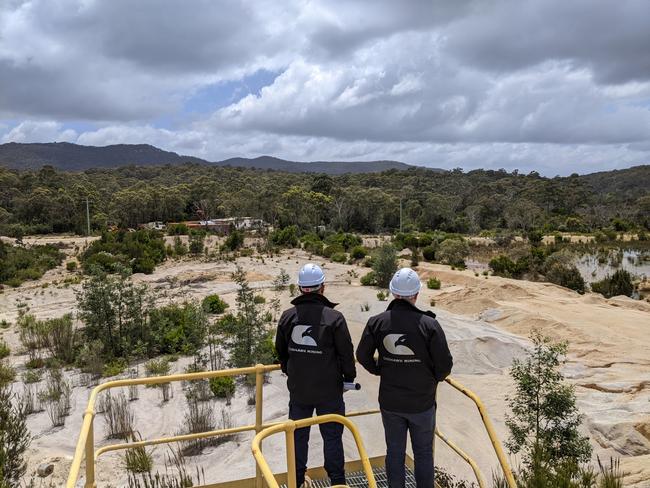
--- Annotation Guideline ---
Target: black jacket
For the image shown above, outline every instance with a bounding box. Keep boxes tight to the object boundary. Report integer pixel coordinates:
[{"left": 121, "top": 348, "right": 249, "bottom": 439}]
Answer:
[
  {"left": 356, "top": 299, "right": 453, "bottom": 413},
  {"left": 275, "top": 293, "right": 356, "bottom": 405}
]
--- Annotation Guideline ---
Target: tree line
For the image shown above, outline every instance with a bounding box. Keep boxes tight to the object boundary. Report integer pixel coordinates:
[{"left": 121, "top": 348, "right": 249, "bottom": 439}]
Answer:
[{"left": 0, "top": 164, "right": 648, "bottom": 237}]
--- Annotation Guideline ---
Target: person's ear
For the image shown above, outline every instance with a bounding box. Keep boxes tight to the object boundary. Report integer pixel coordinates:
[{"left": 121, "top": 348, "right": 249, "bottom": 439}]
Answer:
[{"left": 320, "top": 284, "right": 325, "bottom": 294}]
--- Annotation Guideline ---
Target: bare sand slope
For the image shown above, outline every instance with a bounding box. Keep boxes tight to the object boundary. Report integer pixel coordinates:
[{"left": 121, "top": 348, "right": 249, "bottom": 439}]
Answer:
[
  {"left": 422, "top": 263, "right": 650, "bottom": 486},
  {"left": 1, "top": 240, "right": 648, "bottom": 486}
]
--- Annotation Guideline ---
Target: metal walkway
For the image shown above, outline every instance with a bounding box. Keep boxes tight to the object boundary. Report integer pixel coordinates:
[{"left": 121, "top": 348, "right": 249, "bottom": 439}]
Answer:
[{"left": 282, "top": 466, "right": 417, "bottom": 488}]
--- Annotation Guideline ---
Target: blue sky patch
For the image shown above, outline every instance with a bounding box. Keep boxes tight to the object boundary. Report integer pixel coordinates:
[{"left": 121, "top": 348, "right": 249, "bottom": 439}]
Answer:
[{"left": 183, "top": 69, "right": 281, "bottom": 114}]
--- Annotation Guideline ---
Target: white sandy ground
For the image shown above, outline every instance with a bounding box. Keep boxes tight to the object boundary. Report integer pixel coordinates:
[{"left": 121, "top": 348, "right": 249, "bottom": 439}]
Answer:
[{"left": 0, "top": 236, "right": 649, "bottom": 487}]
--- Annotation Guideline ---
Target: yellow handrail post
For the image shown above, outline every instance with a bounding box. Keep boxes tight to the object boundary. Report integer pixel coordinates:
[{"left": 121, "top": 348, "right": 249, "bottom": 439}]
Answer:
[
  {"left": 444, "top": 378, "right": 516, "bottom": 488},
  {"left": 252, "top": 415, "right": 377, "bottom": 488},
  {"left": 285, "top": 421, "right": 298, "bottom": 488},
  {"left": 435, "top": 428, "right": 486, "bottom": 488},
  {"left": 84, "top": 415, "right": 96, "bottom": 488},
  {"left": 255, "top": 364, "right": 265, "bottom": 488}
]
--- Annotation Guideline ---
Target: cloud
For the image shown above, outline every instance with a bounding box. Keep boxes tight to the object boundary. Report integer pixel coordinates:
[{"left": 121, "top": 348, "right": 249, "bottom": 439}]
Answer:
[
  {"left": 0, "top": 0, "right": 649, "bottom": 175},
  {"left": 444, "top": 0, "right": 650, "bottom": 85},
  {"left": 1, "top": 121, "right": 77, "bottom": 143}
]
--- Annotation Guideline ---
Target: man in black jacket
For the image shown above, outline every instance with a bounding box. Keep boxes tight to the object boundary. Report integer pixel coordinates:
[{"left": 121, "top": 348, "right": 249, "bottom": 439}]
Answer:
[
  {"left": 275, "top": 263, "right": 356, "bottom": 487},
  {"left": 356, "top": 267, "right": 453, "bottom": 488}
]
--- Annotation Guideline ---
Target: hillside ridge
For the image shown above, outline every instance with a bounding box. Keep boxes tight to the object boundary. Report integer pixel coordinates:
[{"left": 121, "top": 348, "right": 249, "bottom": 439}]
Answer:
[{"left": 0, "top": 142, "right": 418, "bottom": 174}]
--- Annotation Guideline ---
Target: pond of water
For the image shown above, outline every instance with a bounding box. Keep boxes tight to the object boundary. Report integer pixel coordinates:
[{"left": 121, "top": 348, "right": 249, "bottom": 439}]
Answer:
[{"left": 574, "top": 249, "right": 650, "bottom": 284}]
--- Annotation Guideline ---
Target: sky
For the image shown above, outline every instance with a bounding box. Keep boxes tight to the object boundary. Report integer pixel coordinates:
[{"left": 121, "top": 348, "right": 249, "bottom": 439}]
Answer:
[{"left": 1, "top": 0, "right": 650, "bottom": 175}]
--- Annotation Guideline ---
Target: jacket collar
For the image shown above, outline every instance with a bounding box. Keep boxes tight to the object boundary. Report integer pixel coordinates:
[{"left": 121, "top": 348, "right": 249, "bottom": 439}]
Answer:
[
  {"left": 387, "top": 298, "right": 436, "bottom": 318},
  {"left": 291, "top": 292, "right": 338, "bottom": 308}
]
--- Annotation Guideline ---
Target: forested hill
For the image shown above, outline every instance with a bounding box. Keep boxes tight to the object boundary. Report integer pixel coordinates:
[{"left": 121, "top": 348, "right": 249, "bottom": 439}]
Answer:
[
  {"left": 0, "top": 163, "right": 648, "bottom": 237},
  {"left": 0, "top": 142, "right": 208, "bottom": 170},
  {"left": 218, "top": 156, "right": 414, "bottom": 174},
  {"left": 0, "top": 142, "right": 415, "bottom": 174},
  {"left": 577, "top": 165, "right": 650, "bottom": 199}
]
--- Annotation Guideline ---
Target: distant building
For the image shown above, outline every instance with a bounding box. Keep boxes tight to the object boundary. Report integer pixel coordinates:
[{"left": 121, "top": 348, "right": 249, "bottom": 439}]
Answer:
[
  {"left": 216, "top": 217, "right": 268, "bottom": 231},
  {"left": 142, "top": 221, "right": 166, "bottom": 231},
  {"left": 169, "top": 217, "right": 268, "bottom": 235},
  {"left": 183, "top": 220, "right": 231, "bottom": 234}
]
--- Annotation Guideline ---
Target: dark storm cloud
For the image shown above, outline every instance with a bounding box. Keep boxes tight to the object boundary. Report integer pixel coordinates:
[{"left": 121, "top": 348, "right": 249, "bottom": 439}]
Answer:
[
  {"left": 445, "top": 0, "right": 650, "bottom": 85},
  {"left": 67, "top": 0, "right": 282, "bottom": 74},
  {"left": 305, "top": 0, "right": 474, "bottom": 59}
]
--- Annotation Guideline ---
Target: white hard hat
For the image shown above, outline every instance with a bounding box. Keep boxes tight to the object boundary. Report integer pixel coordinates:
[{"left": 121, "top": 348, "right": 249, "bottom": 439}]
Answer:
[
  {"left": 298, "top": 263, "right": 325, "bottom": 287},
  {"left": 389, "top": 267, "right": 421, "bottom": 297}
]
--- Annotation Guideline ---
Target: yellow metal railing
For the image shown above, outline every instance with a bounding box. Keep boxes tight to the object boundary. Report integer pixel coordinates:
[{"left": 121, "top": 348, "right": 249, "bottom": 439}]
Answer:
[
  {"left": 252, "top": 414, "right": 377, "bottom": 488},
  {"left": 66, "top": 364, "right": 516, "bottom": 488},
  {"left": 444, "top": 377, "right": 517, "bottom": 488}
]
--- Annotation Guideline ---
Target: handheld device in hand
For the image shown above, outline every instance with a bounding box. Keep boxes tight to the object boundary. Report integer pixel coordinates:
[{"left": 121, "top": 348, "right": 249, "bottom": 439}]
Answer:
[{"left": 343, "top": 382, "right": 361, "bottom": 391}]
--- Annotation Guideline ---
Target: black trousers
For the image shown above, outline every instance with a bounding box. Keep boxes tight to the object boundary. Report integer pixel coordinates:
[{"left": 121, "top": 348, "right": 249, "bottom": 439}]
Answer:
[
  {"left": 289, "top": 397, "right": 346, "bottom": 486},
  {"left": 381, "top": 406, "right": 436, "bottom": 488}
]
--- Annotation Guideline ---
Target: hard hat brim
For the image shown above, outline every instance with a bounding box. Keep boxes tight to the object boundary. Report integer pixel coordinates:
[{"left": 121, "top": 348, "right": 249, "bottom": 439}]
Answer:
[{"left": 297, "top": 276, "right": 325, "bottom": 287}]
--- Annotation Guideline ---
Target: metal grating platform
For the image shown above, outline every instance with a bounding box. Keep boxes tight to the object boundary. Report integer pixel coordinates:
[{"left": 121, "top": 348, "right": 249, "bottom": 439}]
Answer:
[{"left": 284, "top": 465, "right": 417, "bottom": 488}]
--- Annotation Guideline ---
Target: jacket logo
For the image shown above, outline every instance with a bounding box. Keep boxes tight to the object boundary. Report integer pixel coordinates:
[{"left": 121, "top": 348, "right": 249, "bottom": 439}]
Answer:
[
  {"left": 383, "top": 334, "right": 415, "bottom": 355},
  {"left": 291, "top": 325, "right": 318, "bottom": 347}
]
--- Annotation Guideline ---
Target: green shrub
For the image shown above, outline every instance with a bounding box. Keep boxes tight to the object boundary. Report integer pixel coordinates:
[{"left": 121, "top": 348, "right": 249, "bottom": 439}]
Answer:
[
  {"left": 350, "top": 246, "right": 367, "bottom": 259},
  {"left": 81, "top": 230, "right": 166, "bottom": 274},
  {"left": 167, "top": 223, "right": 189, "bottom": 235},
  {"left": 22, "top": 369, "right": 42, "bottom": 384},
  {"left": 209, "top": 376, "right": 236, "bottom": 399},
  {"left": 489, "top": 255, "right": 532, "bottom": 279},
  {"left": 77, "top": 270, "right": 153, "bottom": 359},
  {"left": 322, "top": 243, "right": 345, "bottom": 258},
  {"left": 25, "top": 358, "right": 45, "bottom": 369},
  {"left": 0, "top": 241, "right": 64, "bottom": 286},
  {"left": 489, "top": 255, "right": 518, "bottom": 277},
  {"left": 123, "top": 434, "right": 153, "bottom": 474},
  {"left": 376, "top": 290, "right": 388, "bottom": 301},
  {"left": 0, "top": 340, "right": 9, "bottom": 359},
  {"left": 66, "top": 261, "right": 77, "bottom": 272},
  {"left": 272, "top": 269, "right": 290, "bottom": 291},
  {"left": 426, "top": 277, "right": 441, "bottom": 290},
  {"left": 0, "top": 385, "right": 31, "bottom": 485},
  {"left": 422, "top": 245, "right": 436, "bottom": 261},
  {"left": 527, "top": 229, "right": 544, "bottom": 245},
  {"left": 223, "top": 231, "right": 244, "bottom": 251},
  {"left": 202, "top": 294, "right": 229, "bottom": 314},
  {"left": 330, "top": 252, "right": 347, "bottom": 263},
  {"left": 300, "top": 233, "right": 324, "bottom": 255},
  {"left": 591, "top": 270, "right": 634, "bottom": 298},
  {"left": 103, "top": 358, "right": 128, "bottom": 377},
  {"left": 305, "top": 240, "right": 324, "bottom": 255},
  {"left": 253, "top": 295, "right": 266, "bottom": 304},
  {"left": 360, "top": 271, "right": 377, "bottom": 286},
  {"left": 325, "top": 232, "right": 362, "bottom": 251},
  {"left": 42, "top": 314, "right": 77, "bottom": 364},
  {"left": 505, "top": 332, "right": 593, "bottom": 482},
  {"left": 545, "top": 263, "right": 585, "bottom": 293},
  {"left": 270, "top": 225, "right": 299, "bottom": 248},
  {"left": 133, "top": 257, "right": 156, "bottom": 274},
  {"left": 173, "top": 236, "right": 188, "bottom": 256},
  {"left": 188, "top": 232, "right": 205, "bottom": 255},
  {"left": 0, "top": 361, "right": 16, "bottom": 387},
  {"left": 437, "top": 239, "right": 469, "bottom": 267},
  {"left": 145, "top": 358, "right": 171, "bottom": 378},
  {"left": 149, "top": 302, "right": 208, "bottom": 355},
  {"left": 372, "top": 243, "right": 398, "bottom": 288}
]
